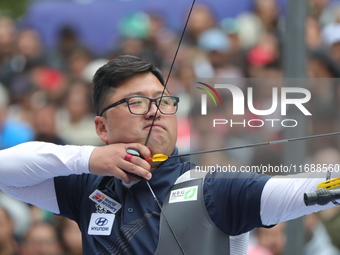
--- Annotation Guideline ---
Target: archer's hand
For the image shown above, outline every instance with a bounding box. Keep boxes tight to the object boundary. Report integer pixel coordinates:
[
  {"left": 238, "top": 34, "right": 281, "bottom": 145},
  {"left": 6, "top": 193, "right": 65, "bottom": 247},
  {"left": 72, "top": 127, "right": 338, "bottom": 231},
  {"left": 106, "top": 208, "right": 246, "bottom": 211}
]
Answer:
[{"left": 89, "top": 143, "right": 152, "bottom": 183}]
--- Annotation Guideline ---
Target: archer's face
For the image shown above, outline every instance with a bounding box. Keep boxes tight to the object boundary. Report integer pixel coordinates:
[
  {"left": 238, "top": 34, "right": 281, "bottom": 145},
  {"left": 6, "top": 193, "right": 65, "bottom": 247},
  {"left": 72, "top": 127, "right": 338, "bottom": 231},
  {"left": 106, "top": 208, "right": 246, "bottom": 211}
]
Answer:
[{"left": 94, "top": 72, "right": 178, "bottom": 156}]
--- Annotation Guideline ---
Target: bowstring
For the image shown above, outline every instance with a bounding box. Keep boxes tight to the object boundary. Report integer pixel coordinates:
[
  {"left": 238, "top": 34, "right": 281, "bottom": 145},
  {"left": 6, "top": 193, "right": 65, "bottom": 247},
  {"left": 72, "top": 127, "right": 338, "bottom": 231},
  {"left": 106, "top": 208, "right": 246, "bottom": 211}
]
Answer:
[
  {"left": 143, "top": 1, "right": 196, "bottom": 255},
  {"left": 144, "top": 0, "right": 196, "bottom": 146}
]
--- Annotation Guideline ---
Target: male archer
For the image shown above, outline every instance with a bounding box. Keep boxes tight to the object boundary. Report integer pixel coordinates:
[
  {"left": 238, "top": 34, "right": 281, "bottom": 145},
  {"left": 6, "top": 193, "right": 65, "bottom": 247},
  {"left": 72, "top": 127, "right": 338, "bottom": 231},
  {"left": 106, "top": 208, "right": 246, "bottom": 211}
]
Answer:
[{"left": 0, "top": 55, "right": 338, "bottom": 255}]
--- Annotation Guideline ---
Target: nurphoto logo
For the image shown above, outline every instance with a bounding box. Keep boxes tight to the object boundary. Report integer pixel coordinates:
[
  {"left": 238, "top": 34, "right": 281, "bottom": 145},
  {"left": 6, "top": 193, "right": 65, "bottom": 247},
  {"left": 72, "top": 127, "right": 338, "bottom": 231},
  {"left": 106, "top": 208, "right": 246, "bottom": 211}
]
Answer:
[{"left": 196, "top": 82, "right": 312, "bottom": 128}]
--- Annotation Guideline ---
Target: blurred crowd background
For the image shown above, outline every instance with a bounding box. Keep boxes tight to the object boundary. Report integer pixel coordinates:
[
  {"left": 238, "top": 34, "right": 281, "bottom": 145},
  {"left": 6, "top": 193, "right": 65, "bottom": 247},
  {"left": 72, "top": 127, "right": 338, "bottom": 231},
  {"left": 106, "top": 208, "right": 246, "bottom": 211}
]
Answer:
[{"left": 2, "top": 0, "right": 340, "bottom": 254}]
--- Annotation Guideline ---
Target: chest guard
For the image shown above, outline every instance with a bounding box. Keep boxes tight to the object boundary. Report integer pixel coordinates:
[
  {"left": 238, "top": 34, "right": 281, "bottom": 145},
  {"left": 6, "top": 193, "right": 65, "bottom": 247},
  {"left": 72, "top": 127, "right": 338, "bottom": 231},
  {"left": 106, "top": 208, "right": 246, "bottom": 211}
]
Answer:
[{"left": 154, "top": 177, "right": 230, "bottom": 255}]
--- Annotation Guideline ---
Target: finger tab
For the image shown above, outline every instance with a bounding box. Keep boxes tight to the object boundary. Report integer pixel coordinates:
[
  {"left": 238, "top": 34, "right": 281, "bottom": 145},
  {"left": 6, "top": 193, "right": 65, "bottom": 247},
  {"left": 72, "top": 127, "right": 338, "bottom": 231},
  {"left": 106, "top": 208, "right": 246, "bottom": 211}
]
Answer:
[{"left": 126, "top": 148, "right": 141, "bottom": 157}]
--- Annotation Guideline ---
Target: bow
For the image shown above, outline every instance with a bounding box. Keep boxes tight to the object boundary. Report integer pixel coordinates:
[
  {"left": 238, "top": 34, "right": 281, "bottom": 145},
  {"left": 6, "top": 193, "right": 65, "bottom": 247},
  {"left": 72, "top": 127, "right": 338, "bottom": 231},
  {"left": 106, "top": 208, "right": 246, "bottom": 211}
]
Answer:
[{"left": 124, "top": 3, "right": 340, "bottom": 255}]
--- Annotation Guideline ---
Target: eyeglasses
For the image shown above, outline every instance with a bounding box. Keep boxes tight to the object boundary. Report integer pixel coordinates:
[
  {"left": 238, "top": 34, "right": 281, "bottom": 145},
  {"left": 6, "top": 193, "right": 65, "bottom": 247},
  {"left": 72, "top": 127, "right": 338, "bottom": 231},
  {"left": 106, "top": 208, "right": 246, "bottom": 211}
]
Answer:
[{"left": 99, "top": 95, "right": 180, "bottom": 116}]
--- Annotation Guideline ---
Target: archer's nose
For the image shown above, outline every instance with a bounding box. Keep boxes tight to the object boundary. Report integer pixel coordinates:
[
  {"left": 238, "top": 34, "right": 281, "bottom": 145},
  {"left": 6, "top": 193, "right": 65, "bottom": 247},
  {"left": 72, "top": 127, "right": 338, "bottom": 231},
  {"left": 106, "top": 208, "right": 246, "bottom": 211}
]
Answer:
[{"left": 145, "top": 102, "right": 161, "bottom": 119}]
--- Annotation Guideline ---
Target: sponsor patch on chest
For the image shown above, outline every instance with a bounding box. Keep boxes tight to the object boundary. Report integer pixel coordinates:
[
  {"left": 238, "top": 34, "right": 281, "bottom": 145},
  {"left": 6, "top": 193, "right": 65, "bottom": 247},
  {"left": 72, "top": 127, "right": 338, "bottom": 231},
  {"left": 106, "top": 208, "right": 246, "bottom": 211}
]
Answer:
[
  {"left": 169, "top": 185, "right": 198, "bottom": 203},
  {"left": 89, "top": 190, "right": 121, "bottom": 214},
  {"left": 88, "top": 213, "right": 115, "bottom": 236}
]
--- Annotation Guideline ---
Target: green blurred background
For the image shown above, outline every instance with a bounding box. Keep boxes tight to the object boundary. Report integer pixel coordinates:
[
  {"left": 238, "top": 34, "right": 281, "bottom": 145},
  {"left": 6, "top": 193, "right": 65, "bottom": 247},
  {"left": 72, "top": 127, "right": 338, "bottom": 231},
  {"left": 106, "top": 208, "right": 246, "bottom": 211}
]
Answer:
[{"left": 0, "top": 0, "right": 30, "bottom": 18}]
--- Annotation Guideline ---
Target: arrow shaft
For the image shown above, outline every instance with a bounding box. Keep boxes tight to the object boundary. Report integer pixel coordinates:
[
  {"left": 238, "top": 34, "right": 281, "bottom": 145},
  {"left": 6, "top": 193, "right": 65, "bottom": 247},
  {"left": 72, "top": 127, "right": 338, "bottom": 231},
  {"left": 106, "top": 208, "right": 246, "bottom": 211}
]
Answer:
[{"left": 171, "top": 132, "right": 340, "bottom": 158}]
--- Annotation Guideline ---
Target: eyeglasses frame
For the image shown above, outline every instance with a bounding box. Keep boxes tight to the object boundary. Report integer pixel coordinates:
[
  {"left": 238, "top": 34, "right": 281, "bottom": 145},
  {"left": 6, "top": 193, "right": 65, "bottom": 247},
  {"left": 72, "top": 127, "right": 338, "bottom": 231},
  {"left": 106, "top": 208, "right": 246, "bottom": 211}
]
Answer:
[{"left": 99, "top": 95, "right": 180, "bottom": 116}]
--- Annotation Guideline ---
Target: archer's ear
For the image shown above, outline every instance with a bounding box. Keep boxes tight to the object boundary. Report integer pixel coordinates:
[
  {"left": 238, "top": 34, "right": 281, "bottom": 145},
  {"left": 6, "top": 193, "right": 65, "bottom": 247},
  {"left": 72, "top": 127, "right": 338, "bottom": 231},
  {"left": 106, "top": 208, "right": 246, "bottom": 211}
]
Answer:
[{"left": 94, "top": 116, "right": 109, "bottom": 144}]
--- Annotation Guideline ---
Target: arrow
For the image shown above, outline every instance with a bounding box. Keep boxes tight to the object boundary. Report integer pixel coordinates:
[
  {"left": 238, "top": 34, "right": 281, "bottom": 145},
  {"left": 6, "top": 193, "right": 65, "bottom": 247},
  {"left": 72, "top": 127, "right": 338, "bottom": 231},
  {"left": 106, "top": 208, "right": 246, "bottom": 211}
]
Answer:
[{"left": 145, "top": 131, "right": 340, "bottom": 162}]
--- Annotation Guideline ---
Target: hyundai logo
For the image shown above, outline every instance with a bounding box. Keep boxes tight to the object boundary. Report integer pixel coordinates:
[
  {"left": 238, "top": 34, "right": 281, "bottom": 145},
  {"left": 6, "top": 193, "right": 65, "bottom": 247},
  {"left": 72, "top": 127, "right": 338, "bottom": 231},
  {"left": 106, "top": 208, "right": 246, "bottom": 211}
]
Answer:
[{"left": 95, "top": 217, "right": 108, "bottom": 226}]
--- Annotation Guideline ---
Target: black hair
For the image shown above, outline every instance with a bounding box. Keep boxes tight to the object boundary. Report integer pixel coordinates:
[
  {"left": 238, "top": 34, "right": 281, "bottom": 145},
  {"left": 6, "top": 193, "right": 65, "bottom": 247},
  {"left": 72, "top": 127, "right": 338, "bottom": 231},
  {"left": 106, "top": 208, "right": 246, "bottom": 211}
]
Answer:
[{"left": 92, "top": 55, "right": 165, "bottom": 115}]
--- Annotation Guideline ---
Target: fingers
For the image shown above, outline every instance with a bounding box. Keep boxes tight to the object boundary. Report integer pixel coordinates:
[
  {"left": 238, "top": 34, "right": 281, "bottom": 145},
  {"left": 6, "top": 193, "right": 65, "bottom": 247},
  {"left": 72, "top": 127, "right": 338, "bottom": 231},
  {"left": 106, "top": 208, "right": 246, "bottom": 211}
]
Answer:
[
  {"left": 121, "top": 155, "right": 152, "bottom": 181},
  {"left": 89, "top": 143, "right": 152, "bottom": 183},
  {"left": 129, "top": 143, "right": 151, "bottom": 160},
  {"left": 122, "top": 143, "right": 152, "bottom": 181}
]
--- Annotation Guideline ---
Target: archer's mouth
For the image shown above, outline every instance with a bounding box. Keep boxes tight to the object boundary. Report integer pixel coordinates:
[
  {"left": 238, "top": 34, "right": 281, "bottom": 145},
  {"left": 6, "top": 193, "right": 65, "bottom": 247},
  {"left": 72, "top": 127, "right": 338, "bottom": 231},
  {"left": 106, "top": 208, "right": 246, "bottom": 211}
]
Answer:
[{"left": 144, "top": 123, "right": 166, "bottom": 130}]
